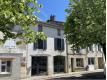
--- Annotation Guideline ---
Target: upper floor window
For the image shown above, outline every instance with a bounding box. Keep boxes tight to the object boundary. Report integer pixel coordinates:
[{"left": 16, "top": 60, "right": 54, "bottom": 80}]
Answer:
[
  {"left": 57, "top": 29, "right": 61, "bottom": 36},
  {"left": 33, "top": 39, "right": 47, "bottom": 50},
  {"left": 38, "top": 25, "right": 43, "bottom": 32},
  {"left": 76, "top": 58, "right": 84, "bottom": 67},
  {"left": 88, "top": 45, "right": 93, "bottom": 52},
  {"left": 75, "top": 47, "right": 80, "bottom": 53},
  {"left": 98, "top": 44, "right": 101, "bottom": 52},
  {"left": 54, "top": 38, "right": 64, "bottom": 51},
  {"left": 1, "top": 61, "right": 11, "bottom": 73}
]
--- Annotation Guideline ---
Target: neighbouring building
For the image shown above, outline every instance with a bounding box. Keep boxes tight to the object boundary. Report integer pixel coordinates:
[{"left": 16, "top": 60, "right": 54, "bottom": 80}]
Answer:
[
  {"left": 0, "top": 39, "right": 22, "bottom": 80},
  {"left": 0, "top": 15, "right": 104, "bottom": 79},
  {"left": 67, "top": 44, "right": 104, "bottom": 73}
]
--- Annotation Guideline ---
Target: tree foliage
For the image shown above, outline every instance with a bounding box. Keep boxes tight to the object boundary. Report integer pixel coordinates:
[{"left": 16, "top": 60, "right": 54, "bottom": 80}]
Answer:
[
  {"left": 0, "top": 0, "right": 46, "bottom": 44},
  {"left": 65, "top": 0, "right": 106, "bottom": 55}
]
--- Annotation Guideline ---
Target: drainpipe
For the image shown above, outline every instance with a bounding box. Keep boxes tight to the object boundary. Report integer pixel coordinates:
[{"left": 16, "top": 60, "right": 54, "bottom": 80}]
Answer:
[
  {"left": 26, "top": 44, "right": 28, "bottom": 75},
  {"left": 65, "top": 38, "right": 69, "bottom": 73}
]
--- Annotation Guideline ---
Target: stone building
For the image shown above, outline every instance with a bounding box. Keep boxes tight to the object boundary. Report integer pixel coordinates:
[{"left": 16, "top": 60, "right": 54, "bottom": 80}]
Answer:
[
  {"left": 0, "top": 15, "right": 104, "bottom": 79},
  {"left": 25, "top": 15, "right": 104, "bottom": 76},
  {"left": 0, "top": 39, "right": 22, "bottom": 80},
  {"left": 26, "top": 15, "right": 67, "bottom": 76},
  {"left": 67, "top": 44, "right": 104, "bottom": 73}
]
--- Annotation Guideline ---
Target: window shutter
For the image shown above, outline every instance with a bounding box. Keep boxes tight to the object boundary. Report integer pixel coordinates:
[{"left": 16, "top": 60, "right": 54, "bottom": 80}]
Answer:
[
  {"left": 33, "top": 42, "right": 37, "bottom": 50},
  {"left": 61, "top": 39, "right": 65, "bottom": 51},
  {"left": 54, "top": 38, "right": 57, "bottom": 50},
  {"left": 43, "top": 40, "right": 47, "bottom": 50}
]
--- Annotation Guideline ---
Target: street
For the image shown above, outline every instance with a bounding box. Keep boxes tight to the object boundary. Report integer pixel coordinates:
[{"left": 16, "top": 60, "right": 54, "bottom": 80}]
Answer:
[{"left": 48, "top": 72, "right": 106, "bottom": 80}]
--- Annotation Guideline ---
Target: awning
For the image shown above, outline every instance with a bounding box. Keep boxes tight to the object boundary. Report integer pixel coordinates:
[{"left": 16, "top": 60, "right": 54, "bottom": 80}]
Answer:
[{"left": 0, "top": 56, "right": 15, "bottom": 60}]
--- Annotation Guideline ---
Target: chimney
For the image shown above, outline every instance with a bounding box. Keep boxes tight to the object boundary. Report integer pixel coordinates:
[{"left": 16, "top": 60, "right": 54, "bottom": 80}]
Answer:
[{"left": 50, "top": 15, "right": 55, "bottom": 21}]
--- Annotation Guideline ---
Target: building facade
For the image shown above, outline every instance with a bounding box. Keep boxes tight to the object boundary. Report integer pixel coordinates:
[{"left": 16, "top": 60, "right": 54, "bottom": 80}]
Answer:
[
  {"left": 26, "top": 15, "right": 67, "bottom": 76},
  {"left": 0, "top": 45, "right": 22, "bottom": 80},
  {"left": 67, "top": 44, "right": 104, "bottom": 73},
  {"left": 25, "top": 15, "right": 104, "bottom": 76},
  {"left": 0, "top": 15, "right": 104, "bottom": 79}
]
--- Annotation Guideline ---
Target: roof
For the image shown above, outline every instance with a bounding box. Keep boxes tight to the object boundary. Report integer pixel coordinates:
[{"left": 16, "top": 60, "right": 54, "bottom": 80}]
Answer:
[{"left": 38, "top": 21, "right": 65, "bottom": 30}]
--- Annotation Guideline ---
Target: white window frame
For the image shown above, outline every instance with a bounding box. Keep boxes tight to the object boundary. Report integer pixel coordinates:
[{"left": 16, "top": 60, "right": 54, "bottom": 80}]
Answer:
[
  {"left": 0, "top": 60, "right": 12, "bottom": 74},
  {"left": 88, "top": 58, "right": 95, "bottom": 65},
  {"left": 88, "top": 45, "right": 94, "bottom": 52},
  {"left": 76, "top": 58, "right": 84, "bottom": 68}
]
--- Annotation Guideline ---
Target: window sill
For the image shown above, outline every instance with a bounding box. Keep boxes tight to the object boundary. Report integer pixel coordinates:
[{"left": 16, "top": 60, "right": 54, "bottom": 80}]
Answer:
[
  {"left": 55, "top": 50, "right": 64, "bottom": 52},
  {"left": 0, "top": 72, "right": 11, "bottom": 75},
  {"left": 75, "top": 67, "right": 84, "bottom": 68},
  {"left": 34, "top": 49, "right": 46, "bottom": 51}
]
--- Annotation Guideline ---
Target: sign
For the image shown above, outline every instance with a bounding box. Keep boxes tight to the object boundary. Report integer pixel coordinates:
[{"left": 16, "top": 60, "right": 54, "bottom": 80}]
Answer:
[{"left": 4, "top": 38, "right": 16, "bottom": 49}]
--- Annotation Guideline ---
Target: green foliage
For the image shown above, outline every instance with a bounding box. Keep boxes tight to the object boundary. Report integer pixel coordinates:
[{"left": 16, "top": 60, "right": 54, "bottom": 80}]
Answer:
[
  {"left": 0, "top": 0, "right": 46, "bottom": 44},
  {"left": 65, "top": 0, "right": 106, "bottom": 49}
]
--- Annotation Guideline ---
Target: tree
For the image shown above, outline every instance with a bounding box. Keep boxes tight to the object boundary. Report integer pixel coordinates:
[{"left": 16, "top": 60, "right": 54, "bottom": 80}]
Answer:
[
  {"left": 65, "top": 0, "right": 106, "bottom": 58},
  {"left": 0, "top": 0, "right": 46, "bottom": 44}
]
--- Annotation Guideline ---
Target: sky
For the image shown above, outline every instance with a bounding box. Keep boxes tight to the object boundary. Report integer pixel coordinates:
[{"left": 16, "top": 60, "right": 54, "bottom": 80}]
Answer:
[{"left": 37, "top": 0, "right": 69, "bottom": 22}]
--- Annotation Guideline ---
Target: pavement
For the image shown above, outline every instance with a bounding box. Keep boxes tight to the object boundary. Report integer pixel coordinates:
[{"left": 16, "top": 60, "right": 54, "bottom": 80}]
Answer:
[{"left": 21, "top": 69, "right": 106, "bottom": 80}]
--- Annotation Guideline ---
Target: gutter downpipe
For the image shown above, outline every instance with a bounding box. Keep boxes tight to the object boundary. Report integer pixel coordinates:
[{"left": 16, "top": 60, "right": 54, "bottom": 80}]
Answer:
[{"left": 66, "top": 38, "right": 69, "bottom": 73}]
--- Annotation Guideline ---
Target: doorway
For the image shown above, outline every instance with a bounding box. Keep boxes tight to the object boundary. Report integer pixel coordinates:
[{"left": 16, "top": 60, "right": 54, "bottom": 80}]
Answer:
[
  {"left": 31, "top": 56, "right": 47, "bottom": 76},
  {"left": 98, "top": 57, "right": 104, "bottom": 69},
  {"left": 71, "top": 58, "right": 74, "bottom": 72},
  {"left": 54, "top": 56, "right": 65, "bottom": 73}
]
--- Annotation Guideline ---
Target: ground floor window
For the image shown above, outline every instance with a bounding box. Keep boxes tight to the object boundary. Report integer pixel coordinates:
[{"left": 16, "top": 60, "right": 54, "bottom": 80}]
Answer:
[
  {"left": 0, "top": 60, "right": 12, "bottom": 73},
  {"left": 54, "top": 56, "right": 65, "bottom": 73},
  {"left": 76, "top": 58, "right": 84, "bottom": 67},
  {"left": 88, "top": 58, "right": 95, "bottom": 65}
]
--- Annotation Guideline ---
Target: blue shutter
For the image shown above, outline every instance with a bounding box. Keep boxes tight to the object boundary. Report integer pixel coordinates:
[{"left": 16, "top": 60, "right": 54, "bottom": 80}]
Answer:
[
  {"left": 61, "top": 39, "right": 65, "bottom": 51},
  {"left": 33, "top": 42, "right": 37, "bottom": 50},
  {"left": 43, "top": 40, "right": 47, "bottom": 50},
  {"left": 54, "top": 38, "right": 57, "bottom": 50}
]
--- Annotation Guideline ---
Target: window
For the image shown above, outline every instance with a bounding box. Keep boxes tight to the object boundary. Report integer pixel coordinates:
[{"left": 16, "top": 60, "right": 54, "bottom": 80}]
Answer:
[
  {"left": 76, "top": 47, "right": 80, "bottom": 53},
  {"left": 1, "top": 61, "right": 11, "bottom": 73},
  {"left": 54, "top": 38, "right": 64, "bottom": 51},
  {"left": 57, "top": 29, "right": 61, "bottom": 36},
  {"left": 38, "top": 25, "right": 42, "bottom": 32},
  {"left": 88, "top": 58, "right": 95, "bottom": 65},
  {"left": 33, "top": 39, "right": 47, "bottom": 50},
  {"left": 98, "top": 44, "right": 101, "bottom": 52},
  {"left": 88, "top": 45, "right": 93, "bottom": 52},
  {"left": 76, "top": 58, "right": 84, "bottom": 67},
  {"left": 38, "top": 39, "right": 44, "bottom": 49}
]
